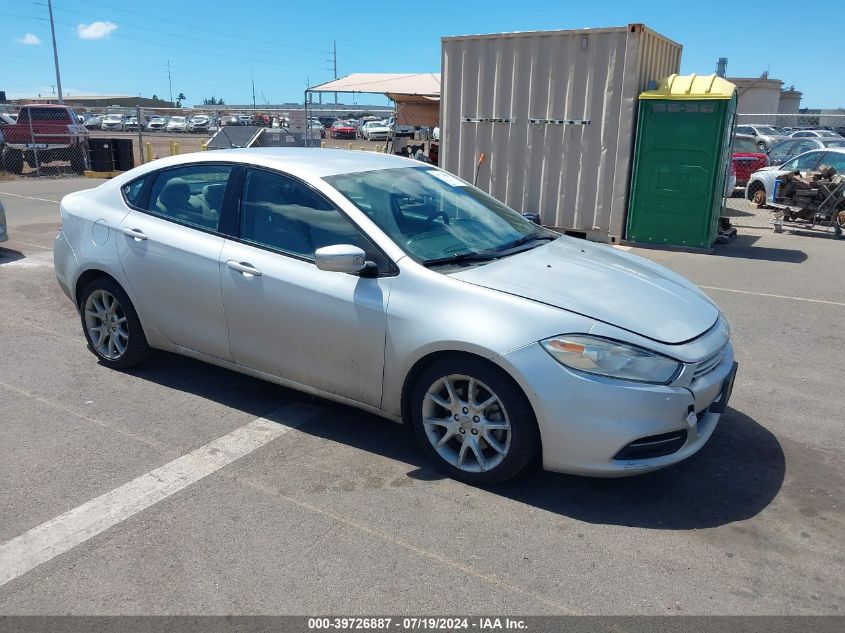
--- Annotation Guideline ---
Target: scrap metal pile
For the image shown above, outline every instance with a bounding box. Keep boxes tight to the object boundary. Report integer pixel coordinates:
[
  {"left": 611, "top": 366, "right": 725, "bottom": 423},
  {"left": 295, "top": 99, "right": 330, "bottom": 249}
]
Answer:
[{"left": 773, "top": 167, "right": 845, "bottom": 238}]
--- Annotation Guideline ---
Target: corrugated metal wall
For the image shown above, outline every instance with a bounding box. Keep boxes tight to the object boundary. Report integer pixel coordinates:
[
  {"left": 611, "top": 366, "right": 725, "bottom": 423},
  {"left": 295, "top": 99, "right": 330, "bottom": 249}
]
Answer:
[{"left": 440, "top": 25, "right": 681, "bottom": 242}]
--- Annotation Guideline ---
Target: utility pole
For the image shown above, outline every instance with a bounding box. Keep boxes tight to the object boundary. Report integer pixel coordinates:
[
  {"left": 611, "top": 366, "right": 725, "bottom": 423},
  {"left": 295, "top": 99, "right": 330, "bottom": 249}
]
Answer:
[
  {"left": 47, "top": 0, "right": 63, "bottom": 104},
  {"left": 332, "top": 40, "right": 338, "bottom": 105},
  {"left": 166, "top": 59, "right": 173, "bottom": 105},
  {"left": 252, "top": 73, "right": 256, "bottom": 110}
]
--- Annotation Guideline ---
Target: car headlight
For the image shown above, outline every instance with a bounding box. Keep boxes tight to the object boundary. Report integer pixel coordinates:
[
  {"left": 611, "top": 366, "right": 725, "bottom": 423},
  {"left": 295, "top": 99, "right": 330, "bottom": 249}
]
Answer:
[{"left": 541, "top": 335, "right": 681, "bottom": 384}]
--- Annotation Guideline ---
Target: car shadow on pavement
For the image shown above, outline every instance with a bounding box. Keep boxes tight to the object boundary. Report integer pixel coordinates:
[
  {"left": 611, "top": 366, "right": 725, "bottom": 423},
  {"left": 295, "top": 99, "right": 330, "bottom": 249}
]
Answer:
[
  {"left": 713, "top": 234, "right": 808, "bottom": 263},
  {"left": 0, "top": 247, "right": 26, "bottom": 265},
  {"left": 288, "top": 397, "right": 785, "bottom": 530},
  {"left": 492, "top": 407, "right": 785, "bottom": 529},
  {"left": 131, "top": 354, "right": 784, "bottom": 530}
]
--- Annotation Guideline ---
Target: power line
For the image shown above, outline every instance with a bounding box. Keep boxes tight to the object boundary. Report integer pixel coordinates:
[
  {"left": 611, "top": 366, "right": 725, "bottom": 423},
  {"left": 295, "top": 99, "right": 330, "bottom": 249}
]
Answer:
[
  {"left": 41, "top": 2, "right": 331, "bottom": 65},
  {"left": 37, "top": 14, "right": 325, "bottom": 72},
  {"left": 65, "top": 0, "right": 332, "bottom": 56}
]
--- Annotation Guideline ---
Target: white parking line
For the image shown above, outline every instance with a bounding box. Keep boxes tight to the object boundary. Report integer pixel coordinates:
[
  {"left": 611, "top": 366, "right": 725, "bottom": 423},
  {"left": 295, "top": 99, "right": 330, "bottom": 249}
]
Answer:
[
  {"left": 0, "top": 192, "right": 61, "bottom": 204},
  {"left": 0, "top": 402, "right": 319, "bottom": 588},
  {"left": 700, "top": 285, "right": 845, "bottom": 307}
]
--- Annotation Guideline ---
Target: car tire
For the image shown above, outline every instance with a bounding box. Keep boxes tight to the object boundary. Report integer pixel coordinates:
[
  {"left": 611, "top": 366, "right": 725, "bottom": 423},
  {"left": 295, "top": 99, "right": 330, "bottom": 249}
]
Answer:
[
  {"left": 70, "top": 146, "right": 87, "bottom": 173},
  {"left": 1, "top": 148, "right": 23, "bottom": 174},
  {"left": 79, "top": 277, "right": 150, "bottom": 369},
  {"left": 409, "top": 355, "right": 539, "bottom": 485},
  {"left": 757, "top": 141, "right": 767, "bottom": 151},
  {"left": 747, "top": 181, "right": 767, "bottom": 206}
]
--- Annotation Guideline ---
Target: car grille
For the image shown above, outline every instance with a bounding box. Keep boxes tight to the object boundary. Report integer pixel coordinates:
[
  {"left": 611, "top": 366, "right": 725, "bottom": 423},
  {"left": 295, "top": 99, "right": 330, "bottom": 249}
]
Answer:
[
  {"left": 693, "top": 348, "right": 725, "bottom": 380},
  {"left": 613, "top": 429, "right": 688, "bottom": 461}
]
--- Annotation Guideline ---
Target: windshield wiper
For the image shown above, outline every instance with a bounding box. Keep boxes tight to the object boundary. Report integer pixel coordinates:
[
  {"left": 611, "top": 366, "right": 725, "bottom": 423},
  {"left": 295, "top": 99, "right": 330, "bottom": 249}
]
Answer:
[
  {"left": 421, "top": 251, "right": 501, "bottom": 267},
  {"left": 494, "top": 233, "right": 557, "bottom": 253}
]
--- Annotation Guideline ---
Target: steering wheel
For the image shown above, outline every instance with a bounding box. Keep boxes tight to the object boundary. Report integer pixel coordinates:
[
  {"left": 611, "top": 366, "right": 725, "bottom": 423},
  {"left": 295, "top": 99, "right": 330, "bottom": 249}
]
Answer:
[{"left": 423, "top": 210, "right": 450, "bottom": 228}]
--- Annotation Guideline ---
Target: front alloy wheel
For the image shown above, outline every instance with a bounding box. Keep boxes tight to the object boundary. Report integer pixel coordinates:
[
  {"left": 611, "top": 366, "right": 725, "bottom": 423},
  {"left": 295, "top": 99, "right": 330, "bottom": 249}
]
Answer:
[
  {"left": 410, "top": 357, "right": 538, "bottom": 484},
  {"left": 422, "top": 375, "right": 512, "bottom": 474}
]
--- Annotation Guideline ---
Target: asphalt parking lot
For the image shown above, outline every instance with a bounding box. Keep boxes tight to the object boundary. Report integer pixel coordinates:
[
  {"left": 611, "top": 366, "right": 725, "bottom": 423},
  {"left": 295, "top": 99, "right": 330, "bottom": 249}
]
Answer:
[{"left": 0, "top": 178, "right": 842, "bottom": 615}]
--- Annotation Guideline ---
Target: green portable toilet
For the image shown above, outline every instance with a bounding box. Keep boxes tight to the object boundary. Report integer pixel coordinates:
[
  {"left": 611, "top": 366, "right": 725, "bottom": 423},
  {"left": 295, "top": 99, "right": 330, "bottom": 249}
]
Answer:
[{"left": 627, "top": 74, "right": 737, "bottom": 248}]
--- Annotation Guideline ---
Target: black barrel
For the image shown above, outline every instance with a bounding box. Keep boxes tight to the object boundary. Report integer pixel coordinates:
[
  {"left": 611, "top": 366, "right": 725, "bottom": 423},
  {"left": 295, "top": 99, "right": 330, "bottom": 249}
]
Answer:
[
  {"left": 112, "top": 138, "right": 135, "bottom": 171},
  {"left": 88, "top": 139, "right": 114, "bottom": 172}
]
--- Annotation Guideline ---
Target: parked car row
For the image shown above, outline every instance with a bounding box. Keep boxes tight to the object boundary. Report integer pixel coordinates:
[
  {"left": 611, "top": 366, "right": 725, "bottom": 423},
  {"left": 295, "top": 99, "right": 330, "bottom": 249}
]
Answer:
[
  {"left": 74, "top": 112, "right": 267, "bottom": 133},
  {"left": 735, "top": 123, "right": 844, "bottom": 152},
  {"left": 729, "top": 124, "right": 845, "bottom": 196}
]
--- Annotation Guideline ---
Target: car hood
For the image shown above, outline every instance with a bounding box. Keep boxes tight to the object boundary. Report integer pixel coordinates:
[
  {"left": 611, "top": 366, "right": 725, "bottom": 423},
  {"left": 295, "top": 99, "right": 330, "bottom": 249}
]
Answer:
[{"left": 450, "top": 237, "right": 719, "bottom": 344}]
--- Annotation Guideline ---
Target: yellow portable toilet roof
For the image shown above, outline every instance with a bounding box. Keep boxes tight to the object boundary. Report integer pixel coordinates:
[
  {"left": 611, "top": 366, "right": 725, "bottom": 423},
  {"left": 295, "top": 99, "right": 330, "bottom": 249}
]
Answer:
[{"left": 639, "top": 73, "right": 736, "bottom": 100}]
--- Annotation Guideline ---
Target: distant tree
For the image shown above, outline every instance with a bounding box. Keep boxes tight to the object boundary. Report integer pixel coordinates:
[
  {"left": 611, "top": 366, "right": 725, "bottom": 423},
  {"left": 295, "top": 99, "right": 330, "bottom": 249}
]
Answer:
[
  {"left": 176, "top": 92, "right": 186, "bottom": 107},
  {"left": 152, "top": 94, "right": 159, "bottom": 100},
  {"left": 202, "top": 96, "right": 226, "bottom": 106}
]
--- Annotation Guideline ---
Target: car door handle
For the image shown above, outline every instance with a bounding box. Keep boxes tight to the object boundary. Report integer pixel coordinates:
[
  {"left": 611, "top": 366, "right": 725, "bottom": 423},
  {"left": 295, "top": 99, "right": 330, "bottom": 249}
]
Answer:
[
  {"left": 120, "top": 227, "right": 148, "bottom": 241},
  {"left": 226, "top": 260, "right": 262, "bottom": 276}
]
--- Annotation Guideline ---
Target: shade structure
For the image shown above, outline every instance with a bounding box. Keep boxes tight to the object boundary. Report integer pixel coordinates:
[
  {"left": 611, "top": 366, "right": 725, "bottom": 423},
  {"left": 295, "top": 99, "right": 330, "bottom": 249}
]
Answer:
[{"left": 307, "top": 73, "right": 440, "bottom": 127}]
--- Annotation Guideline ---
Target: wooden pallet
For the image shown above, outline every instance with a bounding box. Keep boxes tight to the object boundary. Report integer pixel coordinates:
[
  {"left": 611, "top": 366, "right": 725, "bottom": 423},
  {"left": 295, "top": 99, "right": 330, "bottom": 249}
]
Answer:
[{"left": 83, "top": 170, "right": 124, "bottom": 179}]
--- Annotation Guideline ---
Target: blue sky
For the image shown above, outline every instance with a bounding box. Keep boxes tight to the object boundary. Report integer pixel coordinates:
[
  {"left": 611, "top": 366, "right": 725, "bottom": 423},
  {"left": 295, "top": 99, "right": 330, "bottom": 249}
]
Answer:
[{"left": 2, "top": 0, "right": 842, "bottom": 108}]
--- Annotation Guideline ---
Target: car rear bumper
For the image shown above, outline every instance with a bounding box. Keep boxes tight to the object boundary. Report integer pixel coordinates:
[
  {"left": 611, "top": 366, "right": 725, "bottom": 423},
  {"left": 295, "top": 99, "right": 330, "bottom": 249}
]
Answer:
[
  {"left": 53, "top": 230, "right": 78, "bottom": 303},
  {"left": 495, "top": 339, "right": 736, "bottom": 477}
]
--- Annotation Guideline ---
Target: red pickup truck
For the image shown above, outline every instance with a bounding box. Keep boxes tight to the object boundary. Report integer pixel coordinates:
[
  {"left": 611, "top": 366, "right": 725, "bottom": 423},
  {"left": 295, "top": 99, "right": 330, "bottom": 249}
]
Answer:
[{"left": 1, "top": 104, "right": 89, "bottom": 174}]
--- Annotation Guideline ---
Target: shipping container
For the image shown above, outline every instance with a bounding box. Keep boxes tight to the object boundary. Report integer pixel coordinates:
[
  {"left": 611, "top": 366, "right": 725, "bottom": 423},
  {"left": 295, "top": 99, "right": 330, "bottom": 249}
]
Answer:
[{"left": 440, "top": 24, "right": 682, "bottom": 242}]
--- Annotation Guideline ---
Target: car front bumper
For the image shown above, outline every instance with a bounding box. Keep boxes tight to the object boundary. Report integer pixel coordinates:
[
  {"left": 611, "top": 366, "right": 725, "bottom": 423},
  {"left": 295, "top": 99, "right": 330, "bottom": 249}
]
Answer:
[{"left": 496, "top": 339, "right": 736, "bottom": 477}]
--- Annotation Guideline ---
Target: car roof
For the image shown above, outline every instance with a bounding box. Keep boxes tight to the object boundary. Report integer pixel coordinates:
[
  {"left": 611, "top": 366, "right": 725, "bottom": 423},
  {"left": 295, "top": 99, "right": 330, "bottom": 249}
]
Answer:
[{"left": 123, "top": 148, "right": 420, "bottom": 180}]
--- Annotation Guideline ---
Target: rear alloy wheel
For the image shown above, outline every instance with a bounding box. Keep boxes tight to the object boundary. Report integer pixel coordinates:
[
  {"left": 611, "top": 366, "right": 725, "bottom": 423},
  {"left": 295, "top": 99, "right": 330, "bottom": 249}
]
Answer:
[
  {"left": 410, "top": 357, "right": 539, "bottom": 484},
  {"left": 757, "top": 141, "right": 767, "bottom": 152},
  {"left": 748, "top": 182, "right": 766, "bottom": 206},
  {"left": 80, "top": 278, "right": 149, "bottom": 369}
]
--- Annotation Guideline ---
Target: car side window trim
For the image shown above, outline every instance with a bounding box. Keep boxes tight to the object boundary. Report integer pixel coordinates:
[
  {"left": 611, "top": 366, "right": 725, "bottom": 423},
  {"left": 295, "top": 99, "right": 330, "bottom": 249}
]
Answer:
[
  {"left": 123, "top": 162, "right": 237, "bottom": 238},
  {"left": 231, "top": 165, "right": 398, "bottom": 277}
]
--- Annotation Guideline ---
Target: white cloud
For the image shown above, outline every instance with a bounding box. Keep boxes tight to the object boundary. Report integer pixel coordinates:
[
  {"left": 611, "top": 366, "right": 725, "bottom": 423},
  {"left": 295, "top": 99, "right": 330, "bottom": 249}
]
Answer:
[
  {"left": 15, "top": 33, "right": 42, "bottom": 45},
  {"left": 76, "top": 21, "right": 118, "bottom": 40}
]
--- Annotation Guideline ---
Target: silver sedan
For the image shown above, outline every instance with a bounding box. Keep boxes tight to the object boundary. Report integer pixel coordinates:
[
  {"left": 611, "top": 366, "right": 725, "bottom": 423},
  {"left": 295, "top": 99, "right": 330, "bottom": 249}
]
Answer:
[{"left": 54, "top": 149, "right": 736, "bottom": 484}]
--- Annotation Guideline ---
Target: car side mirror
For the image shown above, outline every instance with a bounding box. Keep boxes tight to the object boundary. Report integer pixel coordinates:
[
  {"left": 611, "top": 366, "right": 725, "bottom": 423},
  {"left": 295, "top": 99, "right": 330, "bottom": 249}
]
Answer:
[{"left": 315, "top": 244, "right": 369, "bottom": 274}]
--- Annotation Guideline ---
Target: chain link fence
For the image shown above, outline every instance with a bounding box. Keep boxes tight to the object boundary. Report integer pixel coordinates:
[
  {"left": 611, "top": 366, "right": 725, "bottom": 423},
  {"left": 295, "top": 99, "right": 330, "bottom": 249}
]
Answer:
[
  {"left": 726, "top": 113, "right": 845, "bottom": 239},
  {"left": 0, "top": 104, "right": 438, "bottom": 180}
]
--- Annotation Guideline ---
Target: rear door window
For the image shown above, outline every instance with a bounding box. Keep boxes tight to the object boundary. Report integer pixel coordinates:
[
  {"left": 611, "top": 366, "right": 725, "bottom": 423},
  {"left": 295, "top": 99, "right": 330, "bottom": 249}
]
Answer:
[{"left": 145, "top": 164, "right": 233, "bottom": 231}]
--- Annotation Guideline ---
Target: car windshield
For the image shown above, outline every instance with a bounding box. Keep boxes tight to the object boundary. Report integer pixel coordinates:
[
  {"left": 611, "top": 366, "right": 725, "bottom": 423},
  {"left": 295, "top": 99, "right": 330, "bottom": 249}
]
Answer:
[
  {"left": 817, "top": 130, "right": 840, "bottom": 137},
  {"left": 104, "top": 115, "right": 121, "bottom": 121},
  {"left": 824, "top": 141, "right": 845, "bottom": 148},
  {"left": 171, "top": 117, "right": 185, "bottom": 122},
  {"left": 732, "top": 138, "right": 759, "bottom": 152},
  {"left": 325, "top": 166, "right": 556, "bottom": 264},
  {"left": 756, "top": 126, "right": 779, "bottom": 135}
]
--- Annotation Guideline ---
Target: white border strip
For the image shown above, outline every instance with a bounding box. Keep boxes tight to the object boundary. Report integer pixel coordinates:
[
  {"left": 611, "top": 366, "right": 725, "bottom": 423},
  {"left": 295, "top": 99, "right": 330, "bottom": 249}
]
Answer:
[
  {"left": 700, "top": 285, "right": 845, "bottom": 307},
  {"left": 0, "top": 404, "right": 318, "bottom": 588}
]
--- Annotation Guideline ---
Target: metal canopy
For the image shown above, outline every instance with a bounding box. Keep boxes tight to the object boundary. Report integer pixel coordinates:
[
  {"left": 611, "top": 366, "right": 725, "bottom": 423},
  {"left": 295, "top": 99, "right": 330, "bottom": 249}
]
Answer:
[{"left": 307, "top": 73, "right": 441, "bottom": 100}]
